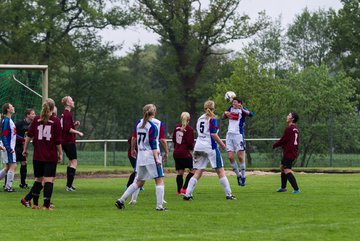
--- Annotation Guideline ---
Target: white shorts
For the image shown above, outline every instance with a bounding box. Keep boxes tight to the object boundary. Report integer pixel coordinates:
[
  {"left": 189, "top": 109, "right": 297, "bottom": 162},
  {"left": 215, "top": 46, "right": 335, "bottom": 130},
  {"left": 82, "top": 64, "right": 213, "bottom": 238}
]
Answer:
[
  {"left": 193, "top": 149, "right": 224, "bottom": 170},
  {"left": 226, "top": 133, "right": 245, "bottom": 152},
  {"left": 2, "top": 150, "right": 16, "bottom": 164},
  {"left": 136, "top": 163, "right": 164, "bottom": 181}
]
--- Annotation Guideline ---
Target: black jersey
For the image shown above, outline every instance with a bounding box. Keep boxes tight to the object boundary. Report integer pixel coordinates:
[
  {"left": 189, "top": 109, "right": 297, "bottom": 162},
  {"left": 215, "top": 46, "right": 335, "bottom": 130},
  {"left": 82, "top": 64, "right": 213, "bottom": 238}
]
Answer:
[{"left": 15, "top": 119, "right": 31, "bottom": 147}]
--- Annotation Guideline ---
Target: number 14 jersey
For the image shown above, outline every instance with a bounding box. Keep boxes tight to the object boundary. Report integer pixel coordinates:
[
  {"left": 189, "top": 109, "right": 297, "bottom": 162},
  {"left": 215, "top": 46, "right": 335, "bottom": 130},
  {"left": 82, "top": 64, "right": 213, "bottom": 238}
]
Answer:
[{"left": 27, "top": 116, "right": 62, "bottom": 163}]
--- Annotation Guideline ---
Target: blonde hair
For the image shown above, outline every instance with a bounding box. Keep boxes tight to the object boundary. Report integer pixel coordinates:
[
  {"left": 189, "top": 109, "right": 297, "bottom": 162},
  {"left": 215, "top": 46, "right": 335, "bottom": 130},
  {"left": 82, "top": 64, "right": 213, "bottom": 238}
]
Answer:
[
  {"left": 40, "top": 98, "right": 55, "bottom": 123},
  {"left": 180, "top": 112, "right": 190, "bottom": 129},
  {"left": 61, "top": 96, "right": 71, "bottom": 106},
  {"left": 141, "top": 104, "right": 156, "bottom": 128},
  {"left": 204, "top": 100, "right": 216, "bottom": 119}
]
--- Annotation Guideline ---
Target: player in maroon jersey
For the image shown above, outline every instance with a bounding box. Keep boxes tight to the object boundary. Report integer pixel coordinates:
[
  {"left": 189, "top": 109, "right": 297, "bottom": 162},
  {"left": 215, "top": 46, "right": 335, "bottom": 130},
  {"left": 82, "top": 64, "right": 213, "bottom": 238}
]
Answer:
[
  {"left": 20, "top": 98, "right": 62, "bottom": 210},
  {"left": 172, "top": 112, "right": 195, "bottom": 195},
  {"left": 273, "top": 112, "right": 300, "bottom": 194},
  {"left": 61, "top": 96, "right": 84, "bottom": 191}
]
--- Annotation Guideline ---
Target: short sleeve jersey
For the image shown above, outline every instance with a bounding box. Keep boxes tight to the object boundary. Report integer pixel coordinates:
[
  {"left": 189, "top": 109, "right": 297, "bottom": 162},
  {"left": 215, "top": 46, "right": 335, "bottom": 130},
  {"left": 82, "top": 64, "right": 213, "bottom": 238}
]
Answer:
[
  {"left": 60, "top": 109, "right": 76, "bottom": 144},
  {"left": 194, "top": 114, "right": 219, "bottom": 151},
  {"left": 226, "top": 106, "right": 243, "bottom": 134},
  {"left": 273, "top": 124, "right": 299, "bottom": 160},
  {"left": 172, "top": 124, "right": 195, "bottom": 159},
  {"left": 135, "top": 119, "right": 158, "bottom": 166},
  {"left": 1, "top": 116, "right": 16, "bottom": 152},
  {"left": 27, "top": 116, "right": 62, "bottom": 162}
]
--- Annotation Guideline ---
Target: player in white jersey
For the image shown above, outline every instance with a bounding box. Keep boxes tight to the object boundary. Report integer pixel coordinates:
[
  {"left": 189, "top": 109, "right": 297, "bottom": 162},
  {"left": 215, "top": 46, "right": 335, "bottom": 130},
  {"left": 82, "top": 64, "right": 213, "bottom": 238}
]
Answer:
[
  {"left": 222, "top": 97, "right": 253, "bottom": 186},
  {"left": 115, "top": 104, "right": 167, "bottom": 211},
  {"left": 183, "top": 100, "right": 236, "bottom": 201},
  {"left": 127, "top": 114, "right": 169, "bottom": 205},
  {"left": 0, "top": 103, "right": 17, "bottom": 192}
]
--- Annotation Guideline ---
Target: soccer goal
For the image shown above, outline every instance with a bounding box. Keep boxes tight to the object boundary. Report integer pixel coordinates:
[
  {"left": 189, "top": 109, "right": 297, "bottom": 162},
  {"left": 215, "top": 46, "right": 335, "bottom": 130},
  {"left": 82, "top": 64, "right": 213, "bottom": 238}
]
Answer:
[{"left": 0, "top": 64, "right": 48, "bottom": 122}]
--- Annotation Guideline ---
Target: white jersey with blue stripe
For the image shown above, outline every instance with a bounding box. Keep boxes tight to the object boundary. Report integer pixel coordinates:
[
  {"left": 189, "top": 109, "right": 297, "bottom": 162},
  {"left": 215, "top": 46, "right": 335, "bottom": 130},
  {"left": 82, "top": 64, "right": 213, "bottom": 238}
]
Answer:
[
  {"left": 226, "top": 106, "right": 243, "bottom": 134},
  {"left": 194, "top": 114, "right": 219, "bottom": 151},
  {"left": 135, "top": 119, "right": 159, "bottom": 166},
  {"left": 1, "top": 116, "right": 16, "bottom": 151}
]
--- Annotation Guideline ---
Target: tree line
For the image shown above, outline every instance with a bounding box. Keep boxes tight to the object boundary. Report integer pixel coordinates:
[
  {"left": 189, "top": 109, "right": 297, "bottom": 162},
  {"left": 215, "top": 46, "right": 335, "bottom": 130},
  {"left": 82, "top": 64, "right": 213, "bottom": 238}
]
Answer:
[{"left": 0, "top": 0, "right": 359, "bottom": 166}]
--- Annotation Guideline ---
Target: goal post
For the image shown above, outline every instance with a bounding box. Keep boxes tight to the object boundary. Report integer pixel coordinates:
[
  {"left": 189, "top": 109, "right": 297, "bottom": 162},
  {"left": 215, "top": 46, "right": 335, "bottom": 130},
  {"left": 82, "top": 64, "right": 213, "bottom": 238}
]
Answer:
[{"left": 0, "top": 64, "right": 48, "bottom": 121}]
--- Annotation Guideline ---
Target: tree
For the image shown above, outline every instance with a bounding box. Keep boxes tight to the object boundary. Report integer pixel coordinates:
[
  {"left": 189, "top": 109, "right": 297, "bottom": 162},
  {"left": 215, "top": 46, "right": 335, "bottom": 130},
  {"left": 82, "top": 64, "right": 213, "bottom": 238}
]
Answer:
[
  {"left": 245, "top": 17, "right": 287, "bottom": 77},
  {"left": 330, "top": 0, "right": 360, "bottom": 112},
  {"left": 0, "top": 0, "right": 134, "bottom": 66},
  {"left": 284, "top": 65, "right": 356, "bottom": 166},
  {"left": 286, "top": 8, "right": 333, "bottom": 68},
  {"left": 135, "top": 0, "right": 268, "bottom": 122}
]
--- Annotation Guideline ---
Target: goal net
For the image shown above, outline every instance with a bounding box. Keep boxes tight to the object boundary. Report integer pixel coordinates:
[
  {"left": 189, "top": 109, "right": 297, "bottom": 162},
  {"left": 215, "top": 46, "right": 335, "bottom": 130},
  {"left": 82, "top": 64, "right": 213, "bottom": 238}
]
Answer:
[{"left": 0, "top": 65, "right": 48, "bottom": 122}]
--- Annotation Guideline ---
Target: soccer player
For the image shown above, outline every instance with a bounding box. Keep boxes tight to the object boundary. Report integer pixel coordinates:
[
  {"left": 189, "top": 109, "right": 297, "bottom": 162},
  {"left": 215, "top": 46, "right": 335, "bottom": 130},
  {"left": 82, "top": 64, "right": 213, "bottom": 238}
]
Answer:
[
  {"left": 172, "top": 112, "right": 195, "bottom": 195},
  {"left": 0, "top": 103, "right": 17, "bottom": 192},
  {"left": 127, "top": 107, "right": 169, "bottom": 205},
  {"left": 16, "top": 108, "right": 36, "bottom": 189},
  {"left": 222, "top": 97, "right": 253, "bottom": 186},
  {"left": 21, "top": 98, "right": 62, "bottom": 210},
  {"left": 60, "top": 96, "right": 83, "bottom": 191},
  {"left": 183, "top": 100, "right": 236, "bottom": 201},
  {"left": 115, "top": 104, "right": 167, "bottom": 211},
  {"left": 273, "top": 112, "right": 300, "bottom": 194}
]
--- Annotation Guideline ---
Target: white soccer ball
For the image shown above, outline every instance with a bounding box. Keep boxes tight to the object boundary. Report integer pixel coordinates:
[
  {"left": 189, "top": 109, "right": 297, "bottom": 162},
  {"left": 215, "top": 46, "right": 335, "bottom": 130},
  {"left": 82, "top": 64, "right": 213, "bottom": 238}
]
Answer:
[{"left": 224, "top": 91, "right": 236, "bottom": 102}]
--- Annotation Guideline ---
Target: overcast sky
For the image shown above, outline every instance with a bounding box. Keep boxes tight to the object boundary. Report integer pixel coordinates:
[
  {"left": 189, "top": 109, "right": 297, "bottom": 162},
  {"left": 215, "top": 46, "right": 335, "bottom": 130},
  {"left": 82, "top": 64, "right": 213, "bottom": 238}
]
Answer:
[{"left": 100, "top": 0, "right": 343, "bottom": 56}]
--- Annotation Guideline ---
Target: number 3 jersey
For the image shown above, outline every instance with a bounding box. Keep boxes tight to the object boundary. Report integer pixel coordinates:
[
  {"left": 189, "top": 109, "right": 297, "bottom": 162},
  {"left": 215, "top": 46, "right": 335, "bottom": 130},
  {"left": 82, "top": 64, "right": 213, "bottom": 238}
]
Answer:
[
  {"left": 194, "top": 114, "right": 219, "bottom": 151},
  {"left": 27, "top": 115, "right": 62, "bottom": 162},
  {"left": 135, "top": 119, "right": 159, "bottom": 166}
]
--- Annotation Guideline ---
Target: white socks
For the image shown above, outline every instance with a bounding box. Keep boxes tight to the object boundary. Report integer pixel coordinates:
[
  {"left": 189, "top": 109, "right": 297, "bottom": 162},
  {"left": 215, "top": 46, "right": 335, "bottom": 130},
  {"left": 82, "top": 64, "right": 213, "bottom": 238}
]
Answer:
[
  {"left": 0, "top": 169, "right": 7, "bottom": 180},
  {"left": 219, "top": 176, "right": 232, "bottom": 196},
  {"left": 5, "top": 171, "right": 14, "bottom": 189},
  {"left": 118, "top": 183, "right": 138, "bottom": 203},
  {"left": 185, "top": 177, "right": 198, "bottom": 197},
  {"left": 156, "top": 185, "right": 164, "bottom": 208},
  {"left": 240, "top": 163, "right": 246, "bottom": 177},
  {"left": 230, "top": 162, "right": 241, "bottom": 177}
]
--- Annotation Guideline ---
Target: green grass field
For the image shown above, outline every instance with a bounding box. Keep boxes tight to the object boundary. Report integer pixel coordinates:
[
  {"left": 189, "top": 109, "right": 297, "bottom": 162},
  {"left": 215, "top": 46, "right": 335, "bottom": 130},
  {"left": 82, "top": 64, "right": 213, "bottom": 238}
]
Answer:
[{"left": 1, "top": 172, "right": 360, "bottom": 241}]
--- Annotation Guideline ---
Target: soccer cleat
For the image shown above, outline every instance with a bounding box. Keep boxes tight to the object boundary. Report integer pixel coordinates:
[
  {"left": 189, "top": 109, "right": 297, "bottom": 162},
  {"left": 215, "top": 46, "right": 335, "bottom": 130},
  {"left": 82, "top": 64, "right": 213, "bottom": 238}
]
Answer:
[
  {"left": 19, "top": 183, "right": 29, "bottom": 189},
  {"left": 21, "top": 198, "right": 31, "bottom": 208},
  {"left": 49, "top": 203, "right": 55, "bottom": 208},
  {"left": 226, "top": 195, "right": 237, "bottom": 200},
  {"left": 276, "top": 187, "right": 287, "bottom": 193},
  {"left": 42, "top": 205, "right": 54, "bottom": 211},
  {"left": 237, "top": 176, "right": 242, "bottom": 186},
  {"left": 32, "top": 205, "right": 40, "bottom": 210},
  {"left": 128, "top": 200, "right": 137, "bottom": 205},
  {"left": 4, "top": 187, "right": 16, "bottom": 192},
  {"left": 66, "top": 186, "right": 76, "bottom": 191},
  {"left": 292, "top": 189, "right": 301, "bottom": 194},
  {"left": 155, "top": 207, "right": 168, "bottom": 211},
  {"left": 115, "top": 200, "right": 125, "bottom": 209},
  {"left": 183, "top": 195, "right": 193, "bottom": 201},
  {"left": 180, "top": 188, "right": 187, "bottom": 195},
  {"left": 240, "top": 177, "right": 246, "bottom": 186}
]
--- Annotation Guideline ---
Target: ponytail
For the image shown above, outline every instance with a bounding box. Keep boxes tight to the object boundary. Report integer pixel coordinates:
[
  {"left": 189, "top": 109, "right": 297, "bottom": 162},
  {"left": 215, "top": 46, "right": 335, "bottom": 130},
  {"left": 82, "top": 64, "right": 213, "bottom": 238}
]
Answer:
[
  {"left": 180, "top": 112, "right": 190, "bottom": 129},
  {"left": 40, "top": 98, "right": 55, "bottom": 123},
  {"left": 141, "top": 104, "right": 156, "bottom": 128}
]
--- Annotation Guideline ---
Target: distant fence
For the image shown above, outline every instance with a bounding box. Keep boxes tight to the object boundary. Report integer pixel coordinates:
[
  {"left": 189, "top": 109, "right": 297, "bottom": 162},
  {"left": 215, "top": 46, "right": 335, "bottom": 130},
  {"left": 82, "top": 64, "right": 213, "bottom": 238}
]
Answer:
[
  {"left": 72, "top": 138, "right": 359, "bottom": 168},
  {"left": 74, "top": 138, "right": 282, "bottom": 167}
]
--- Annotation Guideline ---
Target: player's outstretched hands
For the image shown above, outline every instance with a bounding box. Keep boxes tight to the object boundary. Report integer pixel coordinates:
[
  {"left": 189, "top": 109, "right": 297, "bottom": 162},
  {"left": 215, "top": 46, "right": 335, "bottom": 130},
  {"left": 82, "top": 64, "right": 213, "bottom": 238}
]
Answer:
[
  {"left": 74, "top": 120, "right": 80, "bottom": 126},
  {"left": 78, "top": 131, "right": 84, "bottom": 137},
  {"left": 22, "top": 149, "right": 28, "bottom": 157}
]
